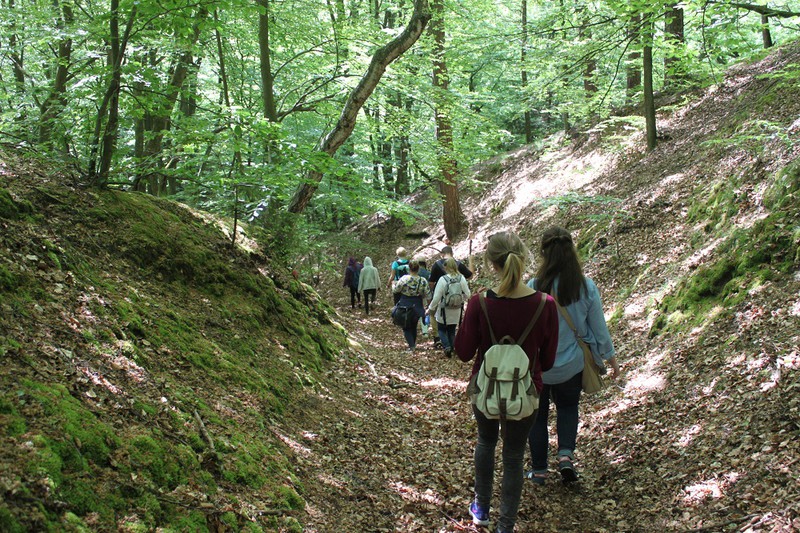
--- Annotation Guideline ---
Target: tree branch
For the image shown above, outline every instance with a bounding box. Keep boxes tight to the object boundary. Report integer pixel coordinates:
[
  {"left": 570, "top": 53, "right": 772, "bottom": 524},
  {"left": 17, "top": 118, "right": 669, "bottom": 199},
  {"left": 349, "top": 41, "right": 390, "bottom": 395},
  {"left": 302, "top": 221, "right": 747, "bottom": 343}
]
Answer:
[
  {"left": 287, "top": 0, "right": 432, "bottom": 214},
  {"left": 711, "top": 1, "right": 800, "bottom": 18}
]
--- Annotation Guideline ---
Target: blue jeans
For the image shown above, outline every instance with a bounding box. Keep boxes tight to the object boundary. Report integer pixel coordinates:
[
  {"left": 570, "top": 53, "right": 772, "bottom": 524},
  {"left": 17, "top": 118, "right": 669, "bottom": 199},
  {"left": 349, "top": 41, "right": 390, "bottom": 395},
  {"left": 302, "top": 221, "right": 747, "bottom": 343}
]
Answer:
[
  {"left": 437, "top": 322, "right": 456, "bottom": 350},
  {"left": 528, "top": 371, "right": 582, "bottom": 472},
  {"left": 397, "top": 295, "right": 425, "bottom": 349},
  {"left": 473, "top": 405, "right": 536, "bottom": 532}
]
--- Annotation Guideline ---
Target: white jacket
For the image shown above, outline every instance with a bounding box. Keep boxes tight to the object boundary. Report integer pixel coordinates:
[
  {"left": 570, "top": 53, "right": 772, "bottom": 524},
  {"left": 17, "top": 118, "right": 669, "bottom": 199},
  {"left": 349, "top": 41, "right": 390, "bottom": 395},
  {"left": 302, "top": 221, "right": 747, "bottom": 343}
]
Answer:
[
  {"left": 357, "top": 256, "right": 381, "bottom": 291},
  {"left": 427, "top": 274, "right": 470, "bottom": 325}
]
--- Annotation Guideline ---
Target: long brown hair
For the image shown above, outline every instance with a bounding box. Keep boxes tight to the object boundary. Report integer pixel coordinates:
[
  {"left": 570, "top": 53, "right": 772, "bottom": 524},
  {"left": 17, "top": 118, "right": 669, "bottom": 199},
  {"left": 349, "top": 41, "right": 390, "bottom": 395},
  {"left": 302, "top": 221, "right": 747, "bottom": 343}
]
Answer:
[
  {"left": 535, "top": 226, "right": 586, "bottom": 306},
  {"left": 485, "top": 231, "right": 527, "bottom": 297}
]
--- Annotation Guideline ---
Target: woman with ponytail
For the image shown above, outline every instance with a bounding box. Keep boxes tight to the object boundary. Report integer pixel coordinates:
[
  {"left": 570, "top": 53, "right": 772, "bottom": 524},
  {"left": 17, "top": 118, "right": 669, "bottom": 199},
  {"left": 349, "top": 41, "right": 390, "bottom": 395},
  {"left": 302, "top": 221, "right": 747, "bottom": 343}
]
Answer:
[
  {"left": 526, "top": 226, "right": 620, "bottom": 485},
  {"left": 454, "top": 231, "right": 559, "bottom": 533}
]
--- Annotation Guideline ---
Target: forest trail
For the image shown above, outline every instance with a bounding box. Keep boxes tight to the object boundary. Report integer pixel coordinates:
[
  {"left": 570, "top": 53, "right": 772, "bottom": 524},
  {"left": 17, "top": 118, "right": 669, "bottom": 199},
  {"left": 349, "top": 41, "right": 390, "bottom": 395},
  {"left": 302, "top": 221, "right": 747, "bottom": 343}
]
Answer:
[{"left": 278, "top": 286, "right": 631, "bottom": 533}]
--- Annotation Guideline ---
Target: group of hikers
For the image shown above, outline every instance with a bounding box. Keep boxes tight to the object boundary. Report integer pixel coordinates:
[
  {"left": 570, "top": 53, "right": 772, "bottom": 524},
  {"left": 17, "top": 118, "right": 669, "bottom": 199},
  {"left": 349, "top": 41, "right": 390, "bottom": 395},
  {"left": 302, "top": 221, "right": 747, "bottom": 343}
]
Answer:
[{"left": 342, "top": 227, "right": 621, "bottom": 533}]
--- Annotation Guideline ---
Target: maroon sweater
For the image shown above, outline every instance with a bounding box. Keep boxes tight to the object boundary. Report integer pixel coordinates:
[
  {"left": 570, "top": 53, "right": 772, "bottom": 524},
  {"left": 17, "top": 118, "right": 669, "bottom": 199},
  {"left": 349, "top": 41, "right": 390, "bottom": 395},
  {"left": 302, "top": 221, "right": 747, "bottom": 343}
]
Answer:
[{"left": 454, "top": 290, "right": 559, "bottom": 393}]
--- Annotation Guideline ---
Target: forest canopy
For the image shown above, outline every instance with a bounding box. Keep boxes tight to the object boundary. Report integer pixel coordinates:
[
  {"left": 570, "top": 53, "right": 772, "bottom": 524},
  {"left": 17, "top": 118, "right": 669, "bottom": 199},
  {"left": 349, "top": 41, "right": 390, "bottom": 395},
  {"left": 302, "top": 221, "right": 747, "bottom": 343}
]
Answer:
[{"left": 1, "top": 0, "right": 798, "bottom": 239}]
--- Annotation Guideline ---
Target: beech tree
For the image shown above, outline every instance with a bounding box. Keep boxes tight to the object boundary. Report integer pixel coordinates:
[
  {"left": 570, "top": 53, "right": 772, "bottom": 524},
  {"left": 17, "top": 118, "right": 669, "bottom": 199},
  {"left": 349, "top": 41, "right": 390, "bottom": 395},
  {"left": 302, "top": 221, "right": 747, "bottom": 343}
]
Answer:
[{"left": 287, "top": 0, "right": 432, "bottom": 214}]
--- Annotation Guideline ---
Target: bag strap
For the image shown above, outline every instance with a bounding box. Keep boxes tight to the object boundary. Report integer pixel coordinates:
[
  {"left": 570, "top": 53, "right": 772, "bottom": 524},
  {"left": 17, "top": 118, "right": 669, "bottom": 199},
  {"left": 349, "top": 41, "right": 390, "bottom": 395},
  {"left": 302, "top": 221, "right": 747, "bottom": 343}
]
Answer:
[
  {"left": 550, "top": 291, "right": 590, "bottom": 351},
  {"left": 478, "top": 292, "right": 546, "bottom": 346}
]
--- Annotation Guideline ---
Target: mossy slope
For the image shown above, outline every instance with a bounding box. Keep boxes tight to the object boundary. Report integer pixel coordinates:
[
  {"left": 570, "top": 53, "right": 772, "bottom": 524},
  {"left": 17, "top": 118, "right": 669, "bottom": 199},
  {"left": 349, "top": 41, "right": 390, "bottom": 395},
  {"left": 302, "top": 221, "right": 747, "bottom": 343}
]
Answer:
[{"left": 0, "top": 168, "right": 345, "bottom": 532}]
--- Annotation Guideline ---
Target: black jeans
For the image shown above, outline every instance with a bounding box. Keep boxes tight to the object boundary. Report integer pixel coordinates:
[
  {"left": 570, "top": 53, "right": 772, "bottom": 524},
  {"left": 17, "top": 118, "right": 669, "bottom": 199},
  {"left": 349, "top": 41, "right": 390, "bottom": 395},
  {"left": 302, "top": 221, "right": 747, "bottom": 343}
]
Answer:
[
  {"left": 528, "top": 371, "right": 582, "bottom": 472},
  {"left": 363, "top": 289, "right": 376, "bottom": 314},
  {"left": 473, "top": 405, "right": 536, "bottom": 531},
  {"left": 349, "top": 286, "right": 361, "bottom": 307}
]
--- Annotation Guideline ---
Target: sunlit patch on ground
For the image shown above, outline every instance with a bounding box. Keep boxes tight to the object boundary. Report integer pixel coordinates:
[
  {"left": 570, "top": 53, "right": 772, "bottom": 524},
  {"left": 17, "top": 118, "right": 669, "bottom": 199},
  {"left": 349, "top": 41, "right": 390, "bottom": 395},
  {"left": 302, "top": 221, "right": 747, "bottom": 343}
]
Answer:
[
  {"left": 389, "top": 481, "right": 443, "bottom": 505},
  {"left": 273, "top": 431, "right": 312, "bottom": 457},
  {"left": 418, "top": 376, "right": 465, "bottom": 392},
  {"left": 624, "top": 371, "right": 666, "bottom": 394},
  {"left": 676, "top": 423, "right": 703, "bottom": 448},
  {"left": 681, "top": 472, "right": 740, "bottom": 504},
  {"left": 77, "top": 365, "right": 122, "bottom": 395}
]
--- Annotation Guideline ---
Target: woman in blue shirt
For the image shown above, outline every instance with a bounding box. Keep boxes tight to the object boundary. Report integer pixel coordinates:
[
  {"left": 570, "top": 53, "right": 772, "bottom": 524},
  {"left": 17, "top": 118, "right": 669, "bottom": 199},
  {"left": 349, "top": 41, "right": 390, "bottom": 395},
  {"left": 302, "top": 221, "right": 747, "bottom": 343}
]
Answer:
[{"left": 526, "top": 226, "right": 620, "bottom": 484}]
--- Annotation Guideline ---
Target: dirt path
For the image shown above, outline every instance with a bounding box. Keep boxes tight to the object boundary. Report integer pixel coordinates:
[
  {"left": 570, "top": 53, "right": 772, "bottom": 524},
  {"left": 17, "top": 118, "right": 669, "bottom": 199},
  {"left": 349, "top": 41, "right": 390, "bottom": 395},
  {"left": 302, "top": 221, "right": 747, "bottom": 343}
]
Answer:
[{"left": 275, "top": 291, "right": 630, "bottom": 533}]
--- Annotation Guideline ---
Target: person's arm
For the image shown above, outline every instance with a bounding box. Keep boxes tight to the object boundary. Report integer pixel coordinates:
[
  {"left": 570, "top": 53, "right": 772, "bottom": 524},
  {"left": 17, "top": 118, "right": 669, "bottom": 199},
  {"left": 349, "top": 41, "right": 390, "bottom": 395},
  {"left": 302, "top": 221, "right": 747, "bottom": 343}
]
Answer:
[
  {"left": 454, "top": 294, "right": 481, "bottom": 362},
  {"left": 393, "top": 276, "right": 407, "bottom": 294},
  {"left": 538, "top": 296, "right": 559, "bottom": 372},
  {"left": 460, "top": 277, "right": 471, "bottom": 300},
  {"left": 387, "top": 264, "right": 395, "bottom": 289},
  {"left": 584, "top": 279, "right": 616, "bottom": 361},
  {"left": 458, "top": 261, "right": 473, "bottom": 280},
  {"left": 427, "top": 278, "right": 444, "bottom": 315},
  {"left": 343, "top": 267, "right": 351, "bottom": 288}
]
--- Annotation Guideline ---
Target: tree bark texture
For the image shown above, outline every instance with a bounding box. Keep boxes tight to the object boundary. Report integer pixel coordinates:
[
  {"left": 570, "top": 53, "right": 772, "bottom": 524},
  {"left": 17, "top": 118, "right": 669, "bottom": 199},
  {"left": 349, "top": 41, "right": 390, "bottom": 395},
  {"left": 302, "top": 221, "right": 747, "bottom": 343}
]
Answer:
[
  {"left": 643, "top": 19, "right": 657, "bottom": 152},
  {"left": 258, "top": 0, "right": 278, "bottom": 122},
  {"left": 287, "top": 0, "right": 431, "bottom": 214},
  {"left": 134, "top": 6, "right": 209, "bottom": 195},
  {"left": 761, "top": 15, "right": 773, "bottom": 48},
  {"left": 626, "top": 13, "right": 642, "bottom": 103},
  {"left": 521, "top": 0, "right": 531, "bottom": 143},
  {"left": 431, "top": 0, "right": 463, "bottom": 239},
  {"left": 38, "top": 0, "right": 74, "bottom": 149},
  {"left": 664, "top": 5, "right": 685, "bottom": 86}
]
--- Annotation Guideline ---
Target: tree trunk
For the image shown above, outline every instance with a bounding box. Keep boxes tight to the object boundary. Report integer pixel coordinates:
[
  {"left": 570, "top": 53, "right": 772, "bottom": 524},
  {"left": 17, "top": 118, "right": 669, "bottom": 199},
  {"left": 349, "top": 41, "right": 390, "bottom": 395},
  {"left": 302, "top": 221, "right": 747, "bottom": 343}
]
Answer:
[
  {"left": 664, "top": 4, "right": 685, "bottom": 86},
  {"left": 7, "top": 0, "right": 26, "bottom": 97},
  {"left": 761, "top": 15, "right": 773, "bottom": 48},
  {"left": 431, "top": 0, "right": 463, "bottom": 240},
  {"left": 38, "top": 0, "right": 74, "bottom": 149},
  {"left": 521, "top": 0, "right": 531, "bottom": 143},
  {"left": 133, "top": 6, "right": 209, "bottom": 194},
  {"left": 91, "top": 2, "right": 137, "bottom": 186},
  {"left": 287, "top": 0, "right": 431, "bottom": 214},
  {"left": 579, "top": 15, "right": 597, "bottom": 97},
  {"left": 626, "top": 13, "right": 641, "bottom": 103},
  {"left": 643, "top": 18, "right": 657, "bottom": 151},
  {"left": 258, "top": 0, "right": 278, "bottom": 122}
]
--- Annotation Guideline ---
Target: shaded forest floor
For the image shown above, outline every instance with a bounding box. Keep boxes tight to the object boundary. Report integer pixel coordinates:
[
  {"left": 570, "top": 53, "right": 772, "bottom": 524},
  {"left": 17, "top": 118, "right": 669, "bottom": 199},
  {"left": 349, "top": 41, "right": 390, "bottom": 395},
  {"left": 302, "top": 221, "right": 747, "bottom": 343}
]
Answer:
[
  {"left": 281, "top": 290, "right": 638, "bottom": 533},
  {"left": 1, "top": 40, "right": 799, "bottom": 533},
  {"left": 281, "top": 284, "right": 797, "bottom": 533},
  {"left": 278, "top": 43, "right": 800, "bottom": 532}
]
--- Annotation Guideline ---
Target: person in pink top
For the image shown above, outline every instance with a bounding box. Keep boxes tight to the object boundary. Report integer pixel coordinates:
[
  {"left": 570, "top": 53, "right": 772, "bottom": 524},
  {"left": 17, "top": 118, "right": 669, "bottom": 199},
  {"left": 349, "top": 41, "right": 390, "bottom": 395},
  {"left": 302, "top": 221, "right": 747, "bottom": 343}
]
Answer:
[{"left": 454, "top": 231, "right": 559, "bottom": 533}]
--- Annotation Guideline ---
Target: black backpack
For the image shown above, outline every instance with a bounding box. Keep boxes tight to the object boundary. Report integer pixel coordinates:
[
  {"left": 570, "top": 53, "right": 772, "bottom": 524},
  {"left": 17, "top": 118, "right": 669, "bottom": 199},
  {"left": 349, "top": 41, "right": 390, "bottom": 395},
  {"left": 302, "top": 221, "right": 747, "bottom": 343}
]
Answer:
[{"left": 348, "top": 265, "right": 360, "bottom": 288}]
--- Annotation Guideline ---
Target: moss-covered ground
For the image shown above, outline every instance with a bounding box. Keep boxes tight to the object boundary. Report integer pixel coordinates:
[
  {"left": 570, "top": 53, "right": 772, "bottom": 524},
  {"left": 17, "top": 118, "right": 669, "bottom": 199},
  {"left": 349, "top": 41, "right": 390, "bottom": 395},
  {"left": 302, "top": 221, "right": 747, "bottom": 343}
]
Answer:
[{"left": 0, "top": 162, "right": 345, "bottom": 531}]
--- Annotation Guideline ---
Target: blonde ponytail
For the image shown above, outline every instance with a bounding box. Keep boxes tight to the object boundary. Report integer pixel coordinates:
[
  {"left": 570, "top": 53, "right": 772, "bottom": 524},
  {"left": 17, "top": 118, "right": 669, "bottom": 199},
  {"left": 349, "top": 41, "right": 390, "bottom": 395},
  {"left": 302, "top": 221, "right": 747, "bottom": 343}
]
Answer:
[{"left": 485, "top": 232, "right": 529, "bottom": 297}]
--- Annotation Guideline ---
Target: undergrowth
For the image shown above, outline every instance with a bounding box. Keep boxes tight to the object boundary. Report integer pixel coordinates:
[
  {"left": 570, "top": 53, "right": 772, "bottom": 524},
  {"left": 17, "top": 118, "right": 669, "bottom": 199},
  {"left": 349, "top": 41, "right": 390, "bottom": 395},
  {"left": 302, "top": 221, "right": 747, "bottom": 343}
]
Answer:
[{"left": 0, "top": 178, "right": 346, "bottom": 531}]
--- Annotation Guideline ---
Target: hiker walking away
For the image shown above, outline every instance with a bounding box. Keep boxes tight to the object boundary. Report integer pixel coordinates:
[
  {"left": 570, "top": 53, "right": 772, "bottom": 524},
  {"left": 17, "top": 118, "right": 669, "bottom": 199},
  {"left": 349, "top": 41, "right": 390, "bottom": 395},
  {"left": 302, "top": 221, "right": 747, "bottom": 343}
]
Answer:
[
  {"left": 454, "top": 232, "right": 558, "bottom": 533},
  {"left": 387, "top": 247, "right": 411, "bottom": 305},
  {"left": 427, "top": 257, "right": 470, "bottom": 357},
  {"left": 392, "top": 259, "right": 428, "bottom": 354},
  {"left": 357, "top": 256, "right": 381, "bottom": 315},
  {"left": 343, "top": 256, "right": 363, "bottom": 309},
  {"left": 429, "top": 245, "right": 473, "bottom": 348},
  {"left": 526, "top": 226, "right": 620, "bottom": 485},
  {"left": 418, "top": 260, "right": 432, "bottom": 336}
]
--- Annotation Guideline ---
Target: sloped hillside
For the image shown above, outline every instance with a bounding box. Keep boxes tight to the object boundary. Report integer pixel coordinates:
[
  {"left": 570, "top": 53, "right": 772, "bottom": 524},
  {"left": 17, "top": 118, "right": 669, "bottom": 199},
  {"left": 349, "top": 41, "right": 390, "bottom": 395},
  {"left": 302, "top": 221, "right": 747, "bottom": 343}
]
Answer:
[
  {"left": 0, "top": 158, "right": 348, "bottom": 532},
  {"left": 1, "top": 39, "right": 799, "bottom": 533},
  {"left": 336, "top": 41, "right": 800, "bottom": 531}
]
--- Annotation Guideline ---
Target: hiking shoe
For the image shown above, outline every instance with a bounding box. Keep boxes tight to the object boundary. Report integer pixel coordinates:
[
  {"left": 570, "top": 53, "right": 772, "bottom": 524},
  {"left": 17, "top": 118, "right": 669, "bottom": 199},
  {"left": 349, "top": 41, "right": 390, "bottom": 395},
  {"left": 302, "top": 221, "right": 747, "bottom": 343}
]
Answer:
[
  {"left": 558, "top": 457, "right": 578, "bottom": 483},
  {"left": 469, "top": 500, "right": 489, "bottom": 526},
  {"left": 525, "top": 470, "right": 547, "bottom": 485}
]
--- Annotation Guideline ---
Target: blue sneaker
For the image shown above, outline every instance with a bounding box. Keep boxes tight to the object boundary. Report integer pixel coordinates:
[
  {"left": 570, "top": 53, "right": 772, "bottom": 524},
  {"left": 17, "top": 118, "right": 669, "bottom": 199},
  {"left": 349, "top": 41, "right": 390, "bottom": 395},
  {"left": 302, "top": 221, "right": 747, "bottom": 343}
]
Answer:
[{"left": 469, "top": 500, "right": 490, "bottom": 526}]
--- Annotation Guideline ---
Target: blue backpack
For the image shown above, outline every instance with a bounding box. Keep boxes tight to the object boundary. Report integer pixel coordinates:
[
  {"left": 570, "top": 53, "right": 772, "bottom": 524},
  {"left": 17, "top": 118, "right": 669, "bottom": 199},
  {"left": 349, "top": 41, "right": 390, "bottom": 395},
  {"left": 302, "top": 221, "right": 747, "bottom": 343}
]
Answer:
[{"left": 394, "top": 259, "right": 410, "bottom": 280}]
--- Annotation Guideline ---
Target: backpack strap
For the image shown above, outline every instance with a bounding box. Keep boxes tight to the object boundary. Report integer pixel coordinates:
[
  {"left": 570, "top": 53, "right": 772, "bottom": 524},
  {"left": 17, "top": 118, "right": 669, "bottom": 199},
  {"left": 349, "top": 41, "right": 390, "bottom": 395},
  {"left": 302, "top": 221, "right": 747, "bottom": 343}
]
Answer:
[
  {"left": 478, "top": 293, "right": 499, "bottom": 345},
  {"left": 477, "top": 292, "right": 547, "bottom": 346}
]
